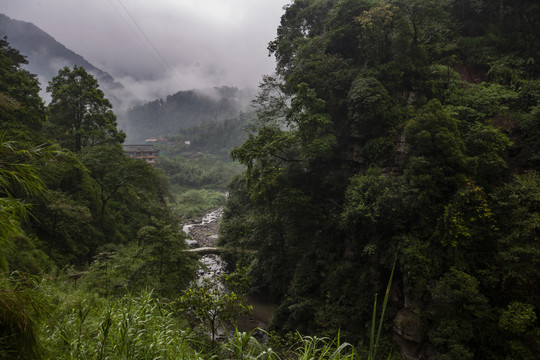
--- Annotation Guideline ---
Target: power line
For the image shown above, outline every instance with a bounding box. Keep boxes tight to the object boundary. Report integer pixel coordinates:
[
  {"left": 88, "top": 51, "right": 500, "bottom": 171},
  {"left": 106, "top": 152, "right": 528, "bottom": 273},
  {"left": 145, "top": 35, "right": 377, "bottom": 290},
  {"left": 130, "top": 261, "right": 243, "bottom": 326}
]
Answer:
[
  {"left": 105, "top": 0, "right": 164, "bottom": 72},
  {"left": 114, "top": 0, "right": 183, "bottom": 86}
]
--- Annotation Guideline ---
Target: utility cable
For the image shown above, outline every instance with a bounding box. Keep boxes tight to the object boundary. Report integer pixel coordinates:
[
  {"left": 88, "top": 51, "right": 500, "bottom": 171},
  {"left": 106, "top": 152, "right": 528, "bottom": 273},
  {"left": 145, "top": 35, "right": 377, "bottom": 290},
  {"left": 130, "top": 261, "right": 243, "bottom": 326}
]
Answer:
[
  {"left": 114, "top": 0, "right": 184, "bottom": 88},
  {"left": 105, "top": 0, "right": 165, "bottom": 74}
]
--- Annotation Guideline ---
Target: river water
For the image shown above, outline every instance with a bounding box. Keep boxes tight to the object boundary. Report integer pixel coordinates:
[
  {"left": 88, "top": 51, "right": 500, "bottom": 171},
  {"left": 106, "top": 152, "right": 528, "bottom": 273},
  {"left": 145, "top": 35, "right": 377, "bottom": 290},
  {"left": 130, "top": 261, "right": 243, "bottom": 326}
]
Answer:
[
  {"left": 182, "top": 207, "right": 223, "bottom": 248},
  {"left": 182, "top": 207, "right": 225, "bottom": 280},
  {"left": 182, "top": 207, "right": 275, "bottom": 332}
]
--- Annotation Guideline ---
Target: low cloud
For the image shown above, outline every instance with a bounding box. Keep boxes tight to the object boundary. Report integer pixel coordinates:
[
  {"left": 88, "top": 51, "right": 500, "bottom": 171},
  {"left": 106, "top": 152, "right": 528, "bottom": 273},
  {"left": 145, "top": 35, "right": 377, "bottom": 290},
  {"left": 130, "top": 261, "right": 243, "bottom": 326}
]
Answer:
[{"left": 1, "top": 0, "right": 289, "bottom": 104}]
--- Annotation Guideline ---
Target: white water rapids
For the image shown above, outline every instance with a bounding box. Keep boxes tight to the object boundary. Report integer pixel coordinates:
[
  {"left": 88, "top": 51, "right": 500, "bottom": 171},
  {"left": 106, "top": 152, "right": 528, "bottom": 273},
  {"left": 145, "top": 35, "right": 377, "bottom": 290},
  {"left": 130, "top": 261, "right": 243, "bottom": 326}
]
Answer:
[
  {"left": 182, "top": 207, "right": 226, "bottom": 280},
  {"left": 182, "top": 207, "right": 275, "bottom": 333}
]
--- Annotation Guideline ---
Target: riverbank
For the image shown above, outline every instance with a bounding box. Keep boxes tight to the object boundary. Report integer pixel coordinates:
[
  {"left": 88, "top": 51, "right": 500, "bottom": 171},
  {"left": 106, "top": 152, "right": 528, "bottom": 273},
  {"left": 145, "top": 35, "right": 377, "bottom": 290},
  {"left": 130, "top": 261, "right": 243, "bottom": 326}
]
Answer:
[
  {"left": 183, "top": 207, "right": 223, "bottom": 247},
  {"left": 182, "top": 206, "right": 276, "bottom": 333}
]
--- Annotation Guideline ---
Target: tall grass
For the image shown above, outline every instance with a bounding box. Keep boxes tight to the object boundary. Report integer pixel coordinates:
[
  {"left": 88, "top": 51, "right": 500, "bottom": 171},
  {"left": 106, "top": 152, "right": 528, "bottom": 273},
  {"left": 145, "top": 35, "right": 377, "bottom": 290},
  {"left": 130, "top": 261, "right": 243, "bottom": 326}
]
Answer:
[
  {"left": 222, "top": 329, "right": 268, "bottom": 360},
  {"left": 43, "top": 290, "right": 202, "bottom": 360},
  {"left": 220, "top": 259, "right": 396, "bottom": 360},
  {"left": 367, "top": 259, "right": 396, "bottom": 360},
  {"left": 295, "top": 333, "right": 353, "bottom": 360},
  {"left": 7, "top": 258, "right": 396, "bottom": 360},
  {"left": 0, "top": 273, "right": 46, "bottom": 360}
]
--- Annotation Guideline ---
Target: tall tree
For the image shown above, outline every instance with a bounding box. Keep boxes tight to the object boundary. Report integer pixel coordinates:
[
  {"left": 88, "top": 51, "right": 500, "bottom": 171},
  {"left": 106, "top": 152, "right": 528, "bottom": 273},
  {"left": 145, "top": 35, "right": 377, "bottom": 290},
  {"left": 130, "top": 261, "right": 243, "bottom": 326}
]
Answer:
[
  {"left": 80, "top": 145, "right": 168, "bottom": 218},
  {"left": 47, "top": 66, "right": 125, "bottom": 152},
  {"left": 221, "top": 1, "right": 540, "bottom": 358},
  {"left": 131, "top": 217, "right": 195, "bottom": 298},
  {"left": 0, "top": 36, "right": 46, "bottom": 135}
]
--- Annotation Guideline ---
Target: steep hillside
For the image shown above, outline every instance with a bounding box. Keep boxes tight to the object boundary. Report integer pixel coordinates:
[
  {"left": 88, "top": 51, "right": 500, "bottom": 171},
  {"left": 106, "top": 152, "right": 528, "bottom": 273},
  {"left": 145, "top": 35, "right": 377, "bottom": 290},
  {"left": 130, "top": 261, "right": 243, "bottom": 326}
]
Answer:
[
  {"left": 220, "top": 1, "right": 540, "bottom": 359},
  {"left": 124, "top": 86, "right": 253, "bottom": 143},
  {"left": 0, "top": 14, "right": 256, "bottom": 143},
  {"left": 0, "top": 13, "right": 126, "bottom": 105}
]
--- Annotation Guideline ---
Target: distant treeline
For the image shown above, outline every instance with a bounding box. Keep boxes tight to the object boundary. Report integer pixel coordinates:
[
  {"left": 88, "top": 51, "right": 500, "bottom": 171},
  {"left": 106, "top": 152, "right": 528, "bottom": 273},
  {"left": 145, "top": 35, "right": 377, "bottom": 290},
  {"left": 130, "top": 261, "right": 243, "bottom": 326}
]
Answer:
[
  {"left": 161, "top": 114, "right": 251, "bottom": 159},
  {"left": 123, "top": 87, "right": 252, "bottom": 143}
]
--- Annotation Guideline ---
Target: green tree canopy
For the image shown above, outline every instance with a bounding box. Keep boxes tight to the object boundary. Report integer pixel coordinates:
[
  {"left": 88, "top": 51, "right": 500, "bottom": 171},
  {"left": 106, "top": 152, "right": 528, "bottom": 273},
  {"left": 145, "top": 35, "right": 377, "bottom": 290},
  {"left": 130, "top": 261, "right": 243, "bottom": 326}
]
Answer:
[
  {"left": 0, "top": 36, "right": 46, "bottom": 135},
  {"left": 46, "top": 66, "right": 125, "bottom": 152},
  {"left": 220, "top": 1, "right": 540, "bottom": 358}
]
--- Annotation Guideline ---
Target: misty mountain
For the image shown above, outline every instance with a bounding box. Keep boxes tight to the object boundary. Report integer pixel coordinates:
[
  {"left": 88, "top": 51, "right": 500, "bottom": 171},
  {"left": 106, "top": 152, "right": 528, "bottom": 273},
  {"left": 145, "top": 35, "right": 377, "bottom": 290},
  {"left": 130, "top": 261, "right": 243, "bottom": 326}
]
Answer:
[
  {"left": 124, "top": 86, "right": 253, "bottom": 143},
  {"left": 0, "top": 13, "right": 127, "bottom": 107},
  {"left": 0, "top": 13, "right": 255, "bottom": 143}
]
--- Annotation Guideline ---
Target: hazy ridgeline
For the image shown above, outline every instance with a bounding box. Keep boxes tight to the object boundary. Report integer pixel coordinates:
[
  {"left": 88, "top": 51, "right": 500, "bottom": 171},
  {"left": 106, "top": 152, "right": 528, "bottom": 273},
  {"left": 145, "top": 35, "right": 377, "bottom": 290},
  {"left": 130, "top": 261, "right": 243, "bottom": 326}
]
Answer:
[{"left": 1, "top": 0, "right": 540, "bottom": 359}]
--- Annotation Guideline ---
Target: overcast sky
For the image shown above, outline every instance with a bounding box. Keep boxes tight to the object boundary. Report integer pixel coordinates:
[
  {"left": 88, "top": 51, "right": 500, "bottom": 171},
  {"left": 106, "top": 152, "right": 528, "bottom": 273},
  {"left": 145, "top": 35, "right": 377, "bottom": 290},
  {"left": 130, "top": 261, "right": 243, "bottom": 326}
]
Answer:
[{"left": 0, "top": 0, "right": 289, "bottom": 100}]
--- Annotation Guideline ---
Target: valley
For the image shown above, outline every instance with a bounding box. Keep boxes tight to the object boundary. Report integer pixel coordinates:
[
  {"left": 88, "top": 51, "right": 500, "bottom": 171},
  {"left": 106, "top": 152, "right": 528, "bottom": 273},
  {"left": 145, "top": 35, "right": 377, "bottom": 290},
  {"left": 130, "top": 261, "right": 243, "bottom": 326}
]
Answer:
[{"left": 1, "top": 1, "right": 539, "bottom": 359}]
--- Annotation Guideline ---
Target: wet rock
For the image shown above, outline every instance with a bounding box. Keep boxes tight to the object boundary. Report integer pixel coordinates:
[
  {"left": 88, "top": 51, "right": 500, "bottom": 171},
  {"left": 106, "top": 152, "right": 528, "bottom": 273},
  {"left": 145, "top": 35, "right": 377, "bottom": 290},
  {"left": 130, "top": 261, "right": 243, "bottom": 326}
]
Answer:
[
  {"left": 183, "top": 207, "right": 223, "bottom": 247},
  {"left": 394, "top": 307, "right": 437, "bottom": 360},
  {"left": 394, "top": 309, "right": 425, "bottom": 343},
  {"left": 198, "top": 254, "right": 227, "bottom": 278}
]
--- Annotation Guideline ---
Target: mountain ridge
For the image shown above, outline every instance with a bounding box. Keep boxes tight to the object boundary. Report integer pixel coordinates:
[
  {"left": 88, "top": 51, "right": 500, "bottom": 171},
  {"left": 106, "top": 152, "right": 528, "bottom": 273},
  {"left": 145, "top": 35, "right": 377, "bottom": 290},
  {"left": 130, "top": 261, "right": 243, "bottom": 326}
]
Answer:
[
  {"left": 124, "top": 86, "right": 253, "bottom": 143},
  {"left": 0, "top": 13, "right": 254, "bottom": 142},
  {"left": 0, "top": 13, "right": 126, "bottom": 105}
]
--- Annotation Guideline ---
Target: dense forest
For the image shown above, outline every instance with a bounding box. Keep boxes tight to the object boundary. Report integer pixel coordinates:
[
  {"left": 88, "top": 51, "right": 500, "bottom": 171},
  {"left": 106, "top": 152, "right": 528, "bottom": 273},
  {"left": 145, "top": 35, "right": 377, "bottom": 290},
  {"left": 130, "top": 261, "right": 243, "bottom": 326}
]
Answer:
[
  {"left": 164, "top": 115, "right": 250, "bottom": 159},
  {"left": 219, "top": 0, "right": 540, "bottom": 359},
  {"left": 150, "top": 116, "right": 248, "bottom": 219},
  {"left": 123, "top": 87, "right": 252, "bottom": 143},
  {"left": 1, "top": 0, "right": 540, "bottom": 359},
  {"left": 0, "top": 34, "right": 200, "bottom": 358}
]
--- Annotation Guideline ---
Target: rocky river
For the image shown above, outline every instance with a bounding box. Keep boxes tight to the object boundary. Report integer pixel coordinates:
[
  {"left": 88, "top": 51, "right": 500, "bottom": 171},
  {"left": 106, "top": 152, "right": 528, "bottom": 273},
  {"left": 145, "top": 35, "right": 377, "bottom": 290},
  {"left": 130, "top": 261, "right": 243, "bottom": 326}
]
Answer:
[
  {"left": 182, "top": 207, "right": 275, "bottom": 333},
  {"left": 183, "top": 207, "right": 223, "bottom": 248}
]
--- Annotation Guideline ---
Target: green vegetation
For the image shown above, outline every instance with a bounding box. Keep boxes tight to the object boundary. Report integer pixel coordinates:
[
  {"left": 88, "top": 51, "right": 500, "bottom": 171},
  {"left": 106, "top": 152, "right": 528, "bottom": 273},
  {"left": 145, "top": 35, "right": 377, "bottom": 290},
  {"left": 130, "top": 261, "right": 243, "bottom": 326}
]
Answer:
[
  {"left": 154, "top": 118, "right": 247, "bottom": 219},
  {"left": 0, "top": 33, "right": 252, "bottom": 360},
  {"left": 177, "top": 266, "right": 253, "bottom": 348},
  {"left": 124, "top": 87, "right": 250, "bottom": 143},
  {"left": 46, "top": 66, "right": 125, "bottom": 153},
  {"left": 2, "top": 0, "right": 540, "bottom": 359},
  {"left": 171, "top": 188, "right": 226, "bottom": 220},
  {"left": 0, "top": 263, "right": 394, "bottom": 360},
  {"left": 164, "top": 116, "right": 250, "bottom": 160},
  {"left": 159, "top": 155, "right": 244, "bottom": 189},
  {"left": 219, "top": 0, "right": 540, "bottom": 359},
  {"left": 0, "top": 36, "right": 197, "bottom": 359},
  {"left": 0, "top": 135, "right": 49, "bottom": 271},
  {"left": 155, "top": 153, "right": 242, "bottom": 219}
]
